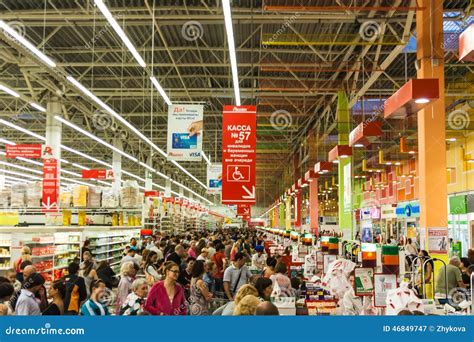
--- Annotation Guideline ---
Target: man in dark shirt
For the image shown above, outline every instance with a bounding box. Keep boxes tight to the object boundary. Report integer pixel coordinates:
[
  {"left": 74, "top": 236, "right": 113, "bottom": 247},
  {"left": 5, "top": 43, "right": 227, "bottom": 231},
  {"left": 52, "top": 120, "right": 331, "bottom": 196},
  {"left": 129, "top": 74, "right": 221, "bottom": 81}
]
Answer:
[
  {"left": 166, "top": 245, "right": 186, "bottom": 268},
  {"left": 61, "top": 262, "right": 87, "bottom": 315}
]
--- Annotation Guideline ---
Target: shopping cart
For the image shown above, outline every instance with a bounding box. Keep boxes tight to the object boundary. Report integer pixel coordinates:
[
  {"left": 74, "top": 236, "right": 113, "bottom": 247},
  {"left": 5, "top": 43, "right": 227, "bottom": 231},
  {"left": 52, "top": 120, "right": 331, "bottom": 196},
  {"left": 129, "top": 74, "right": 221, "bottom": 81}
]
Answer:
[{"left": 209, "top": 296, "right": 231, "bottom": 313}]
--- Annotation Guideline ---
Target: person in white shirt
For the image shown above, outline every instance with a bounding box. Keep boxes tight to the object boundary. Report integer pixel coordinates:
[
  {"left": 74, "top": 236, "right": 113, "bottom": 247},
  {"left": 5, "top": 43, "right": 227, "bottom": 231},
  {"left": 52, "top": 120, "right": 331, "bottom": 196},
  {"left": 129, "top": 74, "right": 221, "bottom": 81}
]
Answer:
[
  {"left": 251, "top": 246, "right": 267, "bottom": 271},
  {"left": 207, "top": 243, "right": 216, "bottom": 260},
  {"left": 121, "top": 247, "right": 140, "bottom": 267},
  {"left": 197, "top": 248, "right": 209, "bottom": 261},
  {"left": 15, "top": 273, "right": 45, "bottom": 316}
]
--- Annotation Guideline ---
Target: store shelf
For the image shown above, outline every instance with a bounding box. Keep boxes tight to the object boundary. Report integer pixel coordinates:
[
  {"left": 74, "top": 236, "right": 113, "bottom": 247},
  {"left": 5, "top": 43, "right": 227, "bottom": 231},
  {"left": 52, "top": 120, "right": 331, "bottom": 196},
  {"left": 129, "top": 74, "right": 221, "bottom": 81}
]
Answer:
[
  {"left": 0, "top": 226, "right": 141, "bottom": 233},
  {"left": 90, "top": 240, "right": 126, "bottom": 247},
  {"left": 0, "top": 255, "right": 11, "bottom": 258},
  {"left": 54, "top": 250, "right": 78, "bottom": 256},
  {"left": 110, "top": 260, "right": 121, "bottom": 266},
  {"left": 55, "top": 241, "right": 81, "bottom": 245},
  {"left": 96, "top": 256, "right": 113, "bottom": 262},
  {"left": 24, "top": 240, "right": 55, "bottom": 245}
]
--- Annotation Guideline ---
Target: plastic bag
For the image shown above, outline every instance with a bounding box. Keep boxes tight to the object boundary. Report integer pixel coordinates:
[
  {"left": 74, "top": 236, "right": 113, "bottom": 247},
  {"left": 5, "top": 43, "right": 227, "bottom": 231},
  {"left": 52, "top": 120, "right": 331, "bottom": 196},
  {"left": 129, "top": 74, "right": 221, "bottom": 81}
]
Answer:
[{"left": 385, "top": 281, "right": 423, "bottom": 315}]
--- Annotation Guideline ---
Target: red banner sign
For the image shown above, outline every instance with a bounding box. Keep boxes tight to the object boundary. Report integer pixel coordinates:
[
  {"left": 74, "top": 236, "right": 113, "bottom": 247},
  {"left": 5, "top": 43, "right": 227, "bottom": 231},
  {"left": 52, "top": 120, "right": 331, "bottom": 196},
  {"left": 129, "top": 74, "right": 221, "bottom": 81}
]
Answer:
[
  {"left": 237, "top": 204, "right": 251, "bottom": 216},
  {"left": 81, "top": 169, "right": 114, "bottom": 180},
  {"left": 6, "top": 144, "right": 42, "bottom": 158},
  {"left": 221, "top": 105, "right": 257, "bottom": 204},
  {"left": 42, "top": 158, "right": 58, "bottom": 212},
  {"left": 144, "top": 190, "right": 160, "bottom": 197}
]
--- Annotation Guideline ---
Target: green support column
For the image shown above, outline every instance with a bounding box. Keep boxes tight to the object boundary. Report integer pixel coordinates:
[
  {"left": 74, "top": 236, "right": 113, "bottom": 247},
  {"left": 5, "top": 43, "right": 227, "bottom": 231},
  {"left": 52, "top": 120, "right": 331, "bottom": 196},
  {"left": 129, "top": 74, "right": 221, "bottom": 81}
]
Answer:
[
  {"left": 279, "top": 202, "right": 285, "bottom": 229},
  {"left": 285, "top": 196, "right": 292, "bottom": 229},
  {"left": 337, "top": 91, "right": 353, "bottom": 239}
]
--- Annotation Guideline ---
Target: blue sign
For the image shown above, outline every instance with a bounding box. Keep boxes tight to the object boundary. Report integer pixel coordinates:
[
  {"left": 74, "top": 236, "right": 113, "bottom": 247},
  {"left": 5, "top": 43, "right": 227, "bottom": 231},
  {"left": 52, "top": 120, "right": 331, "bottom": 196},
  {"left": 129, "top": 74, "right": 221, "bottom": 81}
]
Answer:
[{"left": 396, "top": 202, "right": 420, "bottom": 218}]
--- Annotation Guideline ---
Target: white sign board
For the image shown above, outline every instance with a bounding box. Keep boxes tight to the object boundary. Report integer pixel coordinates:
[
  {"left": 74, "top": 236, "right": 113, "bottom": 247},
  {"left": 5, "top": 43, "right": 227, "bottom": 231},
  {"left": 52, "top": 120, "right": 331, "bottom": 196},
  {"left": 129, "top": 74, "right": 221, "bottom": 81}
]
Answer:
[
  {"left": 167, "top": 104, "right": 203, "bottom": 161},
  {"left": 343, "top": 162, "right": 351, "bottom": 212},
  {"left": 207, "top": 163, "right": 222, "bottom": 194}
]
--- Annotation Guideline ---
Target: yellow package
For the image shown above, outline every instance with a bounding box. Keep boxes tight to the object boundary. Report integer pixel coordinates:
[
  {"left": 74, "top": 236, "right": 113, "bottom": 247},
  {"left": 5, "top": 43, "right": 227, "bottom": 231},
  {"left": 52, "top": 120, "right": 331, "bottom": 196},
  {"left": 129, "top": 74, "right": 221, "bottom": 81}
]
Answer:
[{"left": 72, "top": 185, "right": 88, "bottom": 207}]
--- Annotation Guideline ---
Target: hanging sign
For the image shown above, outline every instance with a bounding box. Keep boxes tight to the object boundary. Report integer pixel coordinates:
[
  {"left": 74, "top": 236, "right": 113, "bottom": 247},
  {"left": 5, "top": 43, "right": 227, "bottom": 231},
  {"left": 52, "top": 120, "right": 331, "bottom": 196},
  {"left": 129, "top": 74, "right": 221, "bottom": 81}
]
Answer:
[
  {"left": 81, "top": 169, "right": 114, "bottom": 180},
  {"left": 6, "top": 144, "right": 42, "bottom": 158},
  {"left": 207, "top": 163, "right": 222, "bottom": 194},
  {"left": 42, "top": 158, "right": 58, "bottom": 212},
  {"left": 221, "top": 105, "right": 257, "bottom": 204},
  {"left": 167, "top": 104, "right": 203, "bottom": 161},
  {"left": 354, "top": 267, "right": 374, "bottom": 296},
  {"left": 237, "top": 204, "right": 251, "bottom": 216}
]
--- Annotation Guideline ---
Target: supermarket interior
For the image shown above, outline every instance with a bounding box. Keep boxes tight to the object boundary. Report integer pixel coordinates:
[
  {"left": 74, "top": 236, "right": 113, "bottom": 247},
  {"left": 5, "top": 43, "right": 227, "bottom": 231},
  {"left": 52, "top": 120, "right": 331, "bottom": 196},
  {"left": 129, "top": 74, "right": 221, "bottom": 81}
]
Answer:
[{"left": 0, "top": 0, "right": 473, "bottom": 318}]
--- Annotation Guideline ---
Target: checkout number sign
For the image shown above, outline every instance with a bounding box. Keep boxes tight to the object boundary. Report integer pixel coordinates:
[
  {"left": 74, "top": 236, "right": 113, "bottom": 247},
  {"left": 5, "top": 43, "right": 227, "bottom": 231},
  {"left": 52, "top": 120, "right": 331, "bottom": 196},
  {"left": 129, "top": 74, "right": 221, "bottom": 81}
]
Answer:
[{"left": 221, "top": 106, "right": 256, "bottom": 205}]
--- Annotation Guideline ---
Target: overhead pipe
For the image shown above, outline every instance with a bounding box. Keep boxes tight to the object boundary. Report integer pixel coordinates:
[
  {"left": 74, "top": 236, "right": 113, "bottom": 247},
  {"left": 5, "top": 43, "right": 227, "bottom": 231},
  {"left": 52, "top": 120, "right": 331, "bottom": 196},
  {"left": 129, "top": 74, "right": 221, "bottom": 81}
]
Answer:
[{"left": 263, "top": 6, "right": 422, "bottom": 12}]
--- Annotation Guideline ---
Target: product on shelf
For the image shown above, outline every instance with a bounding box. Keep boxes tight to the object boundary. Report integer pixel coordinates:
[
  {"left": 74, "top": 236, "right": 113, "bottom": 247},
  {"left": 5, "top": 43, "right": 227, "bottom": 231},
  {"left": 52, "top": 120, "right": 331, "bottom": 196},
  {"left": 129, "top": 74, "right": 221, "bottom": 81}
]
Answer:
[
  {"left": 10, "top": 183, "right": 27, "bottom": 208},
  {"left": 102, "top": 187, "right": 120, "bottom": 208},
  {"left": 72, "top": 185, "right": 88, "bottom": 207},
  {"left": 120, "top": 181, "right": 140, "bottom": 208},
  {"left": 59, "top": 189, "right": 73, "bottom": 208},
  {"left": 26, "top": 181, "right": 42, "bottom": 207},
  {"left": 88, "top": 186, "right": 102, "bottom": 208},
  {"left": 0, "top": 189, "right": 10, "bottom": 208}
]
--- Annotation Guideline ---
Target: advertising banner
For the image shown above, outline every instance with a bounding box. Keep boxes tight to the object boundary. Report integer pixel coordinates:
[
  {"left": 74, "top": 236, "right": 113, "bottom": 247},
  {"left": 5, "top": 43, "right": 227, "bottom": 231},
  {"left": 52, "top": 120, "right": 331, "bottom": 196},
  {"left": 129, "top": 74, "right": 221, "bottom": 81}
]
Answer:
[
  {"left": 207, "top": 163, "right": 222, "bottom": 194},
  {"left": 6, "top": 144, "right": 42, "bottom": 158},
  {"left": 81, "top": 169, "right": 114, "bottom": 180},
  {"left": 374, "top": 273, "right": 397, "bottom": 307},
  {"left": 354, "top": 267, "right": 374, "bottom": 296},
  {"left": 221, "top": 105, "right": 257, "bottom": 204},
  {"left": 428, "top": 228, "right": 449, "bottom": 254},
  {"left": 167, "top": 104, "right": 203, "bottom": 161},
  {"left": 42, "top": 158, "right": 58, "bottom": 212}
]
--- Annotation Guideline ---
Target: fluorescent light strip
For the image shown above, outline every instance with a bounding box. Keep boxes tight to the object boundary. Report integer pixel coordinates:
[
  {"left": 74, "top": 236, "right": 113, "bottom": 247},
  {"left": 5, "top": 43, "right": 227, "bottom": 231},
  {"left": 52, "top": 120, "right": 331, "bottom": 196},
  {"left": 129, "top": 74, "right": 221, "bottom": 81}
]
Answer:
[
  {"left": 170, "top": 160, "right": 206, "bottom": 189},
  {"left": 0, "top": 119, "right": 45, "bottom": 141},
  {"left": 0, "top": 161, "right": 42, "bottom": 175},
  {"left": 150, "top": 77, "right": 172, "bottom": 106},
  {"left": 30, "top": 102, "right": 46, "bottom": 112},
  {"left": 66, "top": 76, "right": 167, "bottom": 160},
  {"left": 55, "top": 116, "right": 138, "bottom": 163},
  {"left": 4, "top": 175, "right": 34, "bottom": 184},
  {"left": 17, "top": 157, "right": 42, "bottom": 166},
  {"left": 0, "top": 20, "right": 56, "bottom": 68},
  {"left": 139, "top": 161, "right": 155, "bottom": 173},
  {"left": 0, "top": 138, "right": 15, "bottom": 145},
  {"left": 61, "top": 169, "right": 81, "bottom": 177},
  {"left": 2, "top": 169, "right": 41, "bottom": 180},
  {"left": 202, "top": 151, "right": 211, "bottom": 165},
  {"left": 222, "top": 0, "right": 241, "bottom": 106},
  {"left": 0, "top": 84, "right": 20, "bottom": 98},
  {"left": 94, "top": 0, "right": 146, "bottom": 68},
  {"left": 0, "top": 120, "right": 212, "bottom": 204},
  {"left": 72, "top": 163, "right": 90, "bottom": 170}
]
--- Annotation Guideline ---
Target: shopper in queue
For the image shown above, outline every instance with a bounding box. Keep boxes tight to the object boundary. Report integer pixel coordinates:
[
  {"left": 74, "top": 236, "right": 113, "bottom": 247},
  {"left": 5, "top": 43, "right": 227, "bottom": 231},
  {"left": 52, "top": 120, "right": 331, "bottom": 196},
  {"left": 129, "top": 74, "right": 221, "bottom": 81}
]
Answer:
[
  {"left": 251, "top": 245, "right": 267, "bottom": 271},
  {"left": 15, "top": 273, "right": 45, "bottom": 315},
  {"left": 233, "top": 294, "right": 260, "bottom": 315},
  {"left": 145, "top": 261, "right": 187, "bottom": 315},
  {"left": 144, "top": 251, "right": 161, "bottom": 284},
  {"left": 120, "top": 246, "right": 140, "bottom": 268},
  {"left": 213, "top": 284, "right": 258, "bottom": 315},
  {"left": 211, "top": 243, "right": 227, "bottom": 293},
  {"left": 13, "top": 246, "right": 32, "bottom": 282},
  {"left": 255, "top": 277, "right": 273, "bottom": 301},
  {"left": 116, "top": 261, "right": 136, "bottom": 313},
  {"left": 80, "top": 251, "right": 98, "bottom": 297},
  {"left": 119, "top": 278, "right": 149, "bottom": 316},
  {"left": 255, "top": 301, "right": 280, "bottom": 316},
  {"left": 0, "top": 279, "right": 15, "bottom": 315},
  {"left": 80, "top": 280, "right": 110, "bottom": 316},
  {"left": 435, "top": 256, "right": 466, "bottom": 296},
  {"left": 42, "top": 281, "right": 66, "bottom": 315},
  {"left": 189, "top": 260, "right": 213, "bottom": 315},
  {"left": 416, "top": 250, "right": 434, "bottom": 298},
  {"left": 223, "top": 252, "right": 253, "bottom": 300},
  {"left": 270, "top": 262, "right": 292, "bottom": 291},
  {"left": 62, "top": 262, "right": 87, "bottom": 315}
]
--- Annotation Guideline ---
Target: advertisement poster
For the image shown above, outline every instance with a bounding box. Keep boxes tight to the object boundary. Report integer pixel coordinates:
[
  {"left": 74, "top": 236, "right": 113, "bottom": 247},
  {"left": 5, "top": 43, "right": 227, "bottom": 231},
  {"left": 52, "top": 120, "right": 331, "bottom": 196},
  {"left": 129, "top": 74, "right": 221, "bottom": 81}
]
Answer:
[
  {"left": 428, "top": 227, "right": 449, "bottom": 254},
  {"left": 82, "top": 169, "right": 114, "bottom": 180},
  {"left": 6, "top": 144, "right": 42, "bottom": 158},
  {"left": 167, "top": 104, "right": 203, "bottom": 161},
  {"left": 374, "top": 273, "right": 397, "bottom": 307},
  {"left": 207, "top": 163, "right": 222, "bottom": 194},
  {"left": 343, "top": 162, "right": 351, "bottom": 212},
  {"left": 221, "top": 105, "right": 257, "bottom": 204},
  {"left": 354, "top": 267, "right": 374, "bottom": 296}
]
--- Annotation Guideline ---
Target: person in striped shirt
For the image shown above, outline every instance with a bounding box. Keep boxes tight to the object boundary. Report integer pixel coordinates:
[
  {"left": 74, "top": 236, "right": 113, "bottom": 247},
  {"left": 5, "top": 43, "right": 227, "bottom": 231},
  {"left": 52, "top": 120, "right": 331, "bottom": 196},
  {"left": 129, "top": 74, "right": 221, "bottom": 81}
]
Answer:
[{"left": 80, "top": 280, "right": 110, "bottom": 316}]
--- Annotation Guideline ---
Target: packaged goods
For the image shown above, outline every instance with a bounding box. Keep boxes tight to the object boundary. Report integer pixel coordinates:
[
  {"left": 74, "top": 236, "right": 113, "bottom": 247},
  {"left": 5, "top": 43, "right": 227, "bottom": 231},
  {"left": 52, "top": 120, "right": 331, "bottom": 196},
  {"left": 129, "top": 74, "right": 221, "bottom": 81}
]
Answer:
[
  {"left": 102, "top": 187, "right": 119, "bottom": 208},
  {"left": 0, "top": 189, "right": 10, "bottom": 208},
  {"left": 87, "top": 186, "right": 102, "bottom": 208},
  {"left": 120, "top": 181, "right": 140, "bottom": 208},
  {"left": 26, "top": 181, "right": 42, "bottom": 207},
  {"left": 10, "top": 183, "right": 27, "bottom": 207},
  {"left": 72, "top": 185, "right": 88, "bottom": 207},
  {"left": 59, "top": 189, "right": 73, "bottom": 208}
]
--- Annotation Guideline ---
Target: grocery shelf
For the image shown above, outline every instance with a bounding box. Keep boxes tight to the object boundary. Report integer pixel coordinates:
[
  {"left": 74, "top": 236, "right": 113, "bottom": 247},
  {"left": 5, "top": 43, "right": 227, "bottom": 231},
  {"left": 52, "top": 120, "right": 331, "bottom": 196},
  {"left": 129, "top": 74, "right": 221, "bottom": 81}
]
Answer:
[
  {"left": 110, "top": 261, "right": 121, "bottom": 266},
  {"left": 0, "top": 254, "right": 11, "bottom": 257},
  {"left": 0, "top": 226, "right": 141, "bottom": 233},
  {"left": 54, "top": 250, "right": 78, "bottom": 256},
  {"left": 96, "top": 256, "right": 113, "bottom": 262},
  {"left": 90, "top": 240, "right": 126, "bottom": 247}
]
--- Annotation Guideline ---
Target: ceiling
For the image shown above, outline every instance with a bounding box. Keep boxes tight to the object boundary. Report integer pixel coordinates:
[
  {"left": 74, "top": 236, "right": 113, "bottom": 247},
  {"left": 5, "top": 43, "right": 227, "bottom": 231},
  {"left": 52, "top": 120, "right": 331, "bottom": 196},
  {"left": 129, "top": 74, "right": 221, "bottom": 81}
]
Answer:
[{"left": 0, "top": 0, "right": 472, "bottom": 208}]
